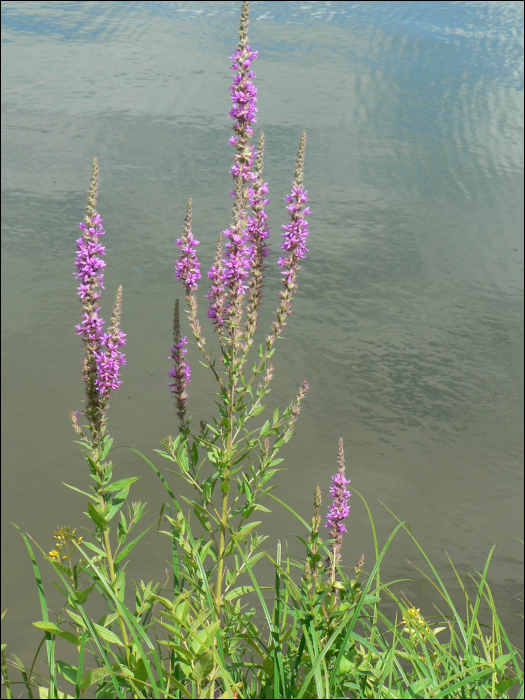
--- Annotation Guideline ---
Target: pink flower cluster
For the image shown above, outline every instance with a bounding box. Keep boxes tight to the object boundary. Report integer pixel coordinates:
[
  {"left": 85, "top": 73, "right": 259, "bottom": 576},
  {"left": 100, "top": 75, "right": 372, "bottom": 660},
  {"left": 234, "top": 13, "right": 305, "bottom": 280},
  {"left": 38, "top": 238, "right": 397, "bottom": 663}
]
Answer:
[
  {"left": 326, "top": 470, "right": 351, "bottom": 535},
  {"left": 228, "top": 46, "right": 258, "bottom": 182},
  {"left": 247, "top": 180, "right": 271, "bottom": 262},
  {"left": 94, "top": 329, "right": 127, "bottom": 394},
  {"left": 74, "top": 214, "right": 106, "bottom": 304},
  {"left": 175, "top": 230, "right": 201, "bottom": 292},
  {"left": 279, "top": 183, "right": 310, "bottom": 283},
  {"left": 74, "top": 213, "right": 126, "bottom": 397},
  {"left": 221, "top": 226, "right": 251, "bottom": 291},
  {"left": 74, "top": 214, "right": 126, "bottom": 395}
]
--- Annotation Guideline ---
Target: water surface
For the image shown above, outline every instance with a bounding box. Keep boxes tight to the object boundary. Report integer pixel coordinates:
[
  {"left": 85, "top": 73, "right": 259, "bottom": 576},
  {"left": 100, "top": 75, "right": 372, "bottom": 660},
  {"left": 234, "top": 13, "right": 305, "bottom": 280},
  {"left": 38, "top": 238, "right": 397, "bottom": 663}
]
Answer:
[{"left": 2, "top": 0, "right": 523, "bottom": 661}]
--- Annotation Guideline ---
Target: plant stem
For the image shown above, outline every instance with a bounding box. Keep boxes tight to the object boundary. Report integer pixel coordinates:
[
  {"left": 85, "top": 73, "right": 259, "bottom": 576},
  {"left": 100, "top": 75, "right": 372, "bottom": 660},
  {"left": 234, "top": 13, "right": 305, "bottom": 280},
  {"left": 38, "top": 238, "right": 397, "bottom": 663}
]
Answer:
[
  {"left": 96, "top": 464, "right": 130, "bottom": 660},
  {"left": 215, "top": 355, "right": 235, "bottom": 609}
]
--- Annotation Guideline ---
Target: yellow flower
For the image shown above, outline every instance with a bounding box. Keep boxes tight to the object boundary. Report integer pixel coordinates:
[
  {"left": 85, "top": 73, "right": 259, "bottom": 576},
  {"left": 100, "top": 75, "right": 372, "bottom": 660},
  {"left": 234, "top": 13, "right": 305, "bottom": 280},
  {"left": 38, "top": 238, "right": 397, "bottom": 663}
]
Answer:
[
  {"left": 402, "top": 607, "right": 422, "bottom": 624},
  {"left": 402, "top": 606, "right": 432, "bottom": 636},
  {"left": 48, "top": 550, "right": 59, "bottom": 559},
  {"left": 62, "top": 555, "right": 67, "bottom": 561}
]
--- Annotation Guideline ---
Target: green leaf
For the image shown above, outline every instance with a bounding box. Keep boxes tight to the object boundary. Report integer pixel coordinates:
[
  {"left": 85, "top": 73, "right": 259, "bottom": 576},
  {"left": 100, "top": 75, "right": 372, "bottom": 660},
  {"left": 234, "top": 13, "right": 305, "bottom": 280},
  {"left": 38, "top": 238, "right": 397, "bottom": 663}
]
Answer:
[
  {"left": 70, "top": 582, "right": 95, "bottom": 606},
  {"left": 260, "top": 469, "right": 278, "bottom": 486},
  {"left": 56, "top": 660, "right": 78, "bottom": 685},
  {"left": 78, "top": 540, "right": 106, "bottom": 557},
  {"left": 337, "top": 656, "right": 353, "bottom": 676},
  {"left": 232, "top": 522, "right": 261, "bottom": 541},
  {"left": 99, "top": 437, "right": 114, "bottom": 461},
  {"left": 259, "top": 420, "right": 271, "bottom": 437},
  {"left": 494, "top": 654, "right": 513, "bottom": 671},
  {"left": 224, "top": 586, "right": 255, "bottom": 601},
  {"left": 198, "top": 540, "right": 216, "bottom": 564},
  {"left": 114, "top": 521, "right": 154, "bottom": 564},
  {"left": 192, "top": 654, "right": 214, "bottom": 684},
  {"left": 98, "top": 612, "right": 119, "bottom": 628},
  {"left": 221, "top": 481, "right": 230, "bottom": 493},
  {"left": 158, "top": 643, "right": 194, "bottom": 663},
  {"left": 153, "top": 449, "right": 176, "bottom": 462},
  {"left": 49, "top": 580, "right": 70, "bottom": 598},
  {"left": 66, "top": 609, "right": 88, "bottom": 630},
  {"left": 101, "top": 477, "right": 140, "bottom": 494},
  {"left": 34, "top": 688, "right": 74, "bottom": 699},
  {"left": 32, "top": 622, "right": 80, "bottom": 648},
  {"left": 33, "top": 621, "right": 60, "bottom": 633},
  {"left": 495, "top": 678, "right": 517, "bottom": 694},
  {"left": 91, "top": 622, "right": 125, "bottom": 647},
  {"left": 87, "top": 502, "right": 107, "bottom": 529},
  {"left": 190, "top": 622, "right": 220, "bottom": 655},
  {"left": 112, "top": 570, "right": 126, "bottom": 603},
  {"left": 81, "top": 667, "right": 113, "bottom": 691},
  {"left": 61, "top": 482, "right": 95, "bottom": 500},
  {"left": 362, "top": 594, "right": 380, "bottom": 604},
  {"left": 104, "top": 494, "right": 128, "bottom": 523},
  {"left": 409, "top": 679, "right": 431, "bottom": 694}
]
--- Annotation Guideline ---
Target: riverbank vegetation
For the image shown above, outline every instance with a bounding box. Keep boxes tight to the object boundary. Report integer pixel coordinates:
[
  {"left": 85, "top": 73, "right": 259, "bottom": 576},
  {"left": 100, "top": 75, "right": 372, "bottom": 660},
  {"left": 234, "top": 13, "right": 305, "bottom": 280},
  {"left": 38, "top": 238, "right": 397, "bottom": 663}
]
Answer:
[{"left": 2, "top": 2, "right": 522, "bottom": 698}]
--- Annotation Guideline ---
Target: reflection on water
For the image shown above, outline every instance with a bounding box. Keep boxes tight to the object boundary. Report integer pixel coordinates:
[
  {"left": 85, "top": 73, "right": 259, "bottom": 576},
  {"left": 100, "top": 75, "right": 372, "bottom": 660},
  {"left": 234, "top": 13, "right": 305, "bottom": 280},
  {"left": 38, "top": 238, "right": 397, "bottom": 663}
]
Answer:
[{"left": 2, "top": 0, "right": 523, "bottom": 657}]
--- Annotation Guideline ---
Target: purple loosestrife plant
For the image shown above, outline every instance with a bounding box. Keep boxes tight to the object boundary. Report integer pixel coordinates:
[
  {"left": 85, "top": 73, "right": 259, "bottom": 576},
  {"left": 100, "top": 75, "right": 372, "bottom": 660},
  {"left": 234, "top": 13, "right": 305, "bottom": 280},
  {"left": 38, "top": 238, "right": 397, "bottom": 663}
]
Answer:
[
  {"left": 167, "top": 0, "right": 311, "bottom": 613},
  {"left": 68, "top": 159, "right": 148, "bottom": 665},
  {"left": 326, "top": 438, "right": 351, "bottom": 588},
  {"left": 73, "top": 158, "right": 126, "bottom": 447}
]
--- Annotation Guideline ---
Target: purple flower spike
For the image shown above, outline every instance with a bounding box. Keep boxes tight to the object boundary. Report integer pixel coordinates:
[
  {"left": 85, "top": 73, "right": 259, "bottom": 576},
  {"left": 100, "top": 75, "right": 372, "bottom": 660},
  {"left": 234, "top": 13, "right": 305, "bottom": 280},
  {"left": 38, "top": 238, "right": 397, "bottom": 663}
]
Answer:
[
  {"left": 169, "top": 299, "right": 191, "bottom": 422},
  {"left": 206, "top": 233, "right": 227, "bottom": 330},
  {"left": 208, "top": 0, "right": 259, "bottom": 335},
  {"left": 175, "top": 199, "right": 201, "bottom": 293},
  {"left": 73, "top": 160, "right": 107, "bottom": 357},
  {"left": 74, "top": 158, "right": 126, "bottom": 444},
  {"left": 221, "top": 225, "right": 251, "bottom": 292},
  {"left": 278, "top": 180, "right": 310, "bottom": 283},
  {"left": 325, "top": 438, "right": 351, "bottom": 583},
  {"left": 268, "top": 133, "right": 309, "bottom": 345},
  {"left": 94, "top": 286, "right": 126, "bottom": 395},
  {"left": 228, "top": 43, "right": 258, "bottom": 177}
]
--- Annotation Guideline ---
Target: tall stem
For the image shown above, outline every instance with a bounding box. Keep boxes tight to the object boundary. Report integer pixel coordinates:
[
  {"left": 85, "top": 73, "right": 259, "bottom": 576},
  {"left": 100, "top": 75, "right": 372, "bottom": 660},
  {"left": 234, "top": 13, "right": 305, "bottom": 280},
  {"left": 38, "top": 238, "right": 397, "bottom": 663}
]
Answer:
[
  {"left": 215, "top": 383, "right": 233, "bottom": 608},
  {"left": 94, "top": 458, "right": 130, "bottom": 659}
]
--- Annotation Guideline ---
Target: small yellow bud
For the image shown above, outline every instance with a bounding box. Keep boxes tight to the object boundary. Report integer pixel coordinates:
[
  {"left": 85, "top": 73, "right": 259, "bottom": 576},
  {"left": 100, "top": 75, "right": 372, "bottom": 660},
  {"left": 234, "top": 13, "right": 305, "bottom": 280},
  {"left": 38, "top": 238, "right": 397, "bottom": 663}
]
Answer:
[{"left": 62, "top": 556, "right": 67, "bottom": 561}]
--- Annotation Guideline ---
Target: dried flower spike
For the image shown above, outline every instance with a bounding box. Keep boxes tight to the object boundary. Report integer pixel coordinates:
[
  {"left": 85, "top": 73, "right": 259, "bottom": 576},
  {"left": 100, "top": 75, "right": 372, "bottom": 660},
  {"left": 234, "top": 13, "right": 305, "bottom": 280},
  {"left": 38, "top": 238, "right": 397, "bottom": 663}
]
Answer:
[{"left": 169, "top": 299, "right": 191, "bottom": 422}]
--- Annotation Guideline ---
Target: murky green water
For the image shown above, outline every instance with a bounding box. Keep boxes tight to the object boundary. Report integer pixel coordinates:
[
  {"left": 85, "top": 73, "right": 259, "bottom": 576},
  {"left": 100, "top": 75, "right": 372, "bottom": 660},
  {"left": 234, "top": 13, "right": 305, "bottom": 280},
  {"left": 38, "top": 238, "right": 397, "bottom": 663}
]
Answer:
[{"left": 2, "top": 0, "right": 523, "bottom": 663}]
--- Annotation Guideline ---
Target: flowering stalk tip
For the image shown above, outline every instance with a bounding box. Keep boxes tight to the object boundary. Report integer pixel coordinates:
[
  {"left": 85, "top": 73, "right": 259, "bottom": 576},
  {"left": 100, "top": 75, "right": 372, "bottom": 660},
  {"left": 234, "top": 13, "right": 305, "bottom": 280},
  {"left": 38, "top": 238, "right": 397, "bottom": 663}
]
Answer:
[
  {"left": 269, "top": 134, "right": 310, "bottom": 344},
  {"left": 176, "top": 199, "right": 201, "bottom": 293},
  {"left": 325, "top": 438, "right": 351, "bottom": 585},
  {"left": 95, "top": 285, "right": 126, "bottom": 395},
  {"left": 204, "top": 0, "right": 260, "bottom": 345}
]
